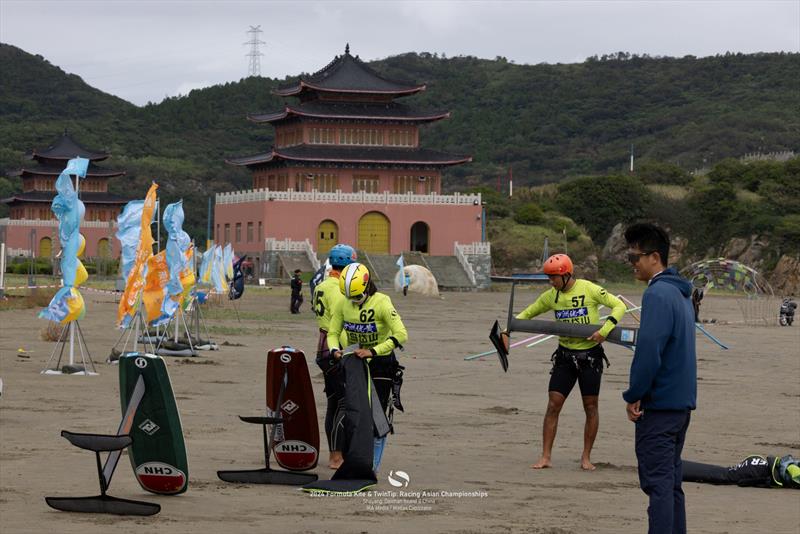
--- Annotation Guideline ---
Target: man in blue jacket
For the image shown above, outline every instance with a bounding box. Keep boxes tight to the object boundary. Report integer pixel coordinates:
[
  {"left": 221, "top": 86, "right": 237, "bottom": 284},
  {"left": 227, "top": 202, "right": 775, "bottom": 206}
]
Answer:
[{"left": 623, "top": 223, "right": 696, "bottom": 534}]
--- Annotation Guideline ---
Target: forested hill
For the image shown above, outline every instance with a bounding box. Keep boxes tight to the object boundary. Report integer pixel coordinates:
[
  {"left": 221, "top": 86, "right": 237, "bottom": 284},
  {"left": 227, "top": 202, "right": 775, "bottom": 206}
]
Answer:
[
  {"left": 376, "top": 51, "right": 799, "bottom": 182},
  {"left": 0, "top": 43, "right": 798, "bottom": 242}
]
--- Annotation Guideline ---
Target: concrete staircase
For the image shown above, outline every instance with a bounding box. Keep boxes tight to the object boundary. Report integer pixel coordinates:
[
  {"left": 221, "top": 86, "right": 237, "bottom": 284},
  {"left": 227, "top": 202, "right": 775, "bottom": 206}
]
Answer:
[
  {"left": 354, "top": 250, "right": 384, "bottom": 287},
  {"left": 313, "top": 249, "right": 477, "bottom": 290},
  {"left": 423, "top": 255, "right": 474, "bottom": 289},
  {"left": 277, "top": 252, "right": 314, "bottom": 279}
]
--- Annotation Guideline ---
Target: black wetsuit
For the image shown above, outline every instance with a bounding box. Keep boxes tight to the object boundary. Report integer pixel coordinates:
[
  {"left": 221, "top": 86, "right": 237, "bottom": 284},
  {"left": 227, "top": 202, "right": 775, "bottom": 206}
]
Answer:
[{"left": 683, "top": 455, "right": 800, "bottom": 489}]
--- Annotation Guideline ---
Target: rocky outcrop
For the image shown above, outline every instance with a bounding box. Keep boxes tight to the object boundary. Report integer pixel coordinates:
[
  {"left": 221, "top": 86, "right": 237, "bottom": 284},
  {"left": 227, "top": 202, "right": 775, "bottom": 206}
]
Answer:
[
  {"left": 669, "top": 236, "right": 690, "bottom": 267},
  {"left": 722, "top": 235, "right": 771, "bottom": 272},
  {"left": 601, "top": 223, "right": 628, "bottom": 263},
  {"left": 602, "top": 222, "right": 690, "bottom": 266},
  {"left": 575, "top": 254, "right": 599, "bottom": 280},
  {"left": 770, "top": 255, "right": 800, "bottom": 296}
]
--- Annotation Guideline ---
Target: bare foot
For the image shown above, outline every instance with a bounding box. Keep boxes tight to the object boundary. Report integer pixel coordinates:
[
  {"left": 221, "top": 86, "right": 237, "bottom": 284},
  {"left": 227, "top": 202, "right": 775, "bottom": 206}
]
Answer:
[
  {"left": 580, "top": 459, "right": 596, "bottom": 471},
  {"left": 530, "top": 457, "right": 551, "bottom": 469},
  {"left": 328, "top": 452, "right": 343, "bottom": 470}
]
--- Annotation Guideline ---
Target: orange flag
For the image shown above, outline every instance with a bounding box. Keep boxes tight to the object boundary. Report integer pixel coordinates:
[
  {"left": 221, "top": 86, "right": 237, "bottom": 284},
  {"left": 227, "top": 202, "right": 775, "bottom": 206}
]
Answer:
[
  {"left": 142, "top": 250, "right": 170, "bottom": 323},
  {"left": 117, "top": 182, "right": 158, "bottom": 327}
]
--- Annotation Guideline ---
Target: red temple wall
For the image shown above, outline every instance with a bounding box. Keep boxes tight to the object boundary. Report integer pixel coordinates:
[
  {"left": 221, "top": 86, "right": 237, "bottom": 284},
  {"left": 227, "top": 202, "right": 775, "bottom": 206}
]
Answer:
[
  {"left": 0, "top": 221, "right": 119, "bottom": 258},
  {"left": 214, "top": 198, "right": 481, "bottom": 257}
]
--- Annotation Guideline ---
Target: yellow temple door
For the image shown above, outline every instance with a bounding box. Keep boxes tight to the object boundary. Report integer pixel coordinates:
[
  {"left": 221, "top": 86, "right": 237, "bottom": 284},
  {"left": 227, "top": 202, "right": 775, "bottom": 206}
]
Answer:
[
  {"left": 98, "top": 238, "right": 112, "bottom": 259},
  {"left": 39, "top": 237, "right": 52, "bottom": 258},
  {"left": 317, "top": 220, "right": 338, "bottom": 254},
  {"left": 358, "top": 212, "right": 390, "bottom": 254}
]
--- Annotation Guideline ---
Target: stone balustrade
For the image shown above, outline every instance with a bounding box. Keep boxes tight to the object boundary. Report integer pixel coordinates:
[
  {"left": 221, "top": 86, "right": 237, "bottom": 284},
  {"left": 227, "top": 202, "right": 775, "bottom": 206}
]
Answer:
[
  {"left": 0, "top": 218, "right": 116, "bottom": 228},
  {"left": 217, "top": 188, "right": 482, "bottom": 206}
]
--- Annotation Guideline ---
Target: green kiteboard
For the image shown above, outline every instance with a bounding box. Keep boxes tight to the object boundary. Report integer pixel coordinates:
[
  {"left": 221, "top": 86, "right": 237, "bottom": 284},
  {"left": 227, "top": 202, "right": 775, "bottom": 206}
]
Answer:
[{"left": 118, "top": 352, "right": 188, "bottom": 495}]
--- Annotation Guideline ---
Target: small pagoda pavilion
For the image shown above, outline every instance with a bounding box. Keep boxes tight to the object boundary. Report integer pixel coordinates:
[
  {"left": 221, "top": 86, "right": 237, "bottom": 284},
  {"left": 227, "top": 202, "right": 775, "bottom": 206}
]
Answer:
[
  {"left": 0, "top": 132, "right": 129, "bottom": 258},
  {"left": 219, "top": 45, "right": 482, "bottom": 260}
]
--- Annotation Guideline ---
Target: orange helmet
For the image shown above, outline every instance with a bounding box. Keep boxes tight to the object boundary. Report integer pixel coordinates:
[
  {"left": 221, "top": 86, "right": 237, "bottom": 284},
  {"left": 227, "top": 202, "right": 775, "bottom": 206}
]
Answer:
[{"left": 543, "top": 254, "right": 573, "bottom": 276}]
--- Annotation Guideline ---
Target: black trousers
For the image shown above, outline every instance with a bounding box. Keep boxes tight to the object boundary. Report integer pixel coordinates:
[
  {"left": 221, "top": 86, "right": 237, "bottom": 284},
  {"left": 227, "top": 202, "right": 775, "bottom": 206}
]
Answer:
[
  {"left": 290, "top": 294, "right": 303, "bottom": 313},
  {"left": 635, "top": 409, "right": 691, "bottom": 534}
]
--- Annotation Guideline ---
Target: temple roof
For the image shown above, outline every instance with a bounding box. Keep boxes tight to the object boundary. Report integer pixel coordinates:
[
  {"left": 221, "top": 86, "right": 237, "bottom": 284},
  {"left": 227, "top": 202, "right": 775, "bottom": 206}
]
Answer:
[
  {"left": 16, "top": 164, "right": 126, "bottom": 179},
  {"left": 27, "top": 132, "right": 110, "bottom": 162},
  {"left": 1, "top": 191, "right": 131, "bottom": 205},
  {"left": 227, "top": 145, "right": 471, "bottom": 167},
  {"left": 275, "top": 46, "right": 425, "bottom": 97},
  {"left": 248, "top": 101, "right": 449, "bottom": 124}
]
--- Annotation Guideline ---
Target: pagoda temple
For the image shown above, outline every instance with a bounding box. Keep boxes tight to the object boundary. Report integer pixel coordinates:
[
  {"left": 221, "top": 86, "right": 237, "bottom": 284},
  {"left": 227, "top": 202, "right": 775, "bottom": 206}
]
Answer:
[
  {"left": 0, "top": 132, "right": 129, "bottom": 258},
  {"left": 217, "top": 45, "right": 485, "bottom": 268}
]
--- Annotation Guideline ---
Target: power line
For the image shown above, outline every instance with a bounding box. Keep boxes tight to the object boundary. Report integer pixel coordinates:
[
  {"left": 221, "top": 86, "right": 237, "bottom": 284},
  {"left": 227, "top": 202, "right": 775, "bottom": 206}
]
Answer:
[{"left": 244, "top": 25, "right": 265, "bottom": 77}]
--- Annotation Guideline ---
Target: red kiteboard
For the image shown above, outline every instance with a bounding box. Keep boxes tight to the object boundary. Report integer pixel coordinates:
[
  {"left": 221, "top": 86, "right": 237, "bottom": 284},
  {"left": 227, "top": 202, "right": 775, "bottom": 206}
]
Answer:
[{"left": 266, "top": 347, "right": 319, "bottom": 471}]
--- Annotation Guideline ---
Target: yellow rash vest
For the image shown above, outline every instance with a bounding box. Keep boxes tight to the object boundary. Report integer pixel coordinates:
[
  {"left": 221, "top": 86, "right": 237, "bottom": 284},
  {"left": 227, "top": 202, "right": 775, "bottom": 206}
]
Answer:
[
  {"left": 516, "top": 279, "right": 626, "bottom": 350},
  {"left": 327, "top": 292, "right": 408, "bottom": 356}
]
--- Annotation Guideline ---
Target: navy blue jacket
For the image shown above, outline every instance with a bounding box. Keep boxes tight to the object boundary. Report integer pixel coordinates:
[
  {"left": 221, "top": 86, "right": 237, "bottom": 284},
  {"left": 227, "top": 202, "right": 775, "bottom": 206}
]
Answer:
[{"left": 623, "top": 267, "right": 697, "bottom": 410}]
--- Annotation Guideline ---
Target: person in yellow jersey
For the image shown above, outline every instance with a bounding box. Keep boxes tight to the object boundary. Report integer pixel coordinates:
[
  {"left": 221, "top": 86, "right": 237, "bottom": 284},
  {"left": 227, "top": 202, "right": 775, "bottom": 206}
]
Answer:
[
  {"left": 313, "top": 244, "right": 358, "bottom": 469},
  {"left": 328, "top": 262, "right": 408, "bottom": 473},
  {"left": 503, "top": 254, "right": 626, "bottom": 471}
]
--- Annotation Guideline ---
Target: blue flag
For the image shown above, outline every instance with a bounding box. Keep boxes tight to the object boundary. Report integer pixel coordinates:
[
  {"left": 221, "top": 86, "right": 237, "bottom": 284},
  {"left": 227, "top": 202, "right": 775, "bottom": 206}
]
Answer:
[
  {"left": 63, "top": 157, "right": 89, "bottom": 178},
  {"left": 39, "top": 158, "right": 87, "bottom": 323},
  {"left": 309, "top": 259, "right": 329, "bottom": 296},
  {"left": 229, "top": 255, "right": 247, "bottom": 300},
  {"left": 151, "top": 200, "right": 192, "bottom": 326},
  {"left": 51, "top": 161, "right": 85, "bottom": 287},
  {"left": 396, "top": 254, "right": 409, "bottom": 288},
  {"left": 199, "top": 246, "right": 213, "bottom": 284},
  {"left": 116, "top": 200, "right": 145, "bottom": 281},
  {"left": 162, "top": 201, "right": 191, "bottom": 298}
]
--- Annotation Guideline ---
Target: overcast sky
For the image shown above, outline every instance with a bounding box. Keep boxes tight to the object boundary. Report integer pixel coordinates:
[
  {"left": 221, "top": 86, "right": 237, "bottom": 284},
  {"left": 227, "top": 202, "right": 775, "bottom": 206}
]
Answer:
[{"left": 2, "top": 0, "right": 798, "bottom": 106}]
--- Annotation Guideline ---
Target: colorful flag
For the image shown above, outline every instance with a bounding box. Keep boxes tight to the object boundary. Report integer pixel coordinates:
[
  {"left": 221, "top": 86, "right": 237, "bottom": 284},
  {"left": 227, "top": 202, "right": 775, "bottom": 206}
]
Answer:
[
  {"left": 199, "top": 246, "right": 213, "bottom": 284},
  {"left": 152, "top": 201, "right": 193, "bottom": 324},
  {"left": 396, "top": 254, "right": 410, "bottom": 289},
  {"left": 309, "top": 259, "right": 330, "bottom": 296},
  {"left": 116, "top": 200, "right": 145, "bottom": 281},
  {"left": 180, "top": 244, "right": 196, "bottom": 308},
  {"left": 117, "top": 183, "right": 158, "bottom": 328},
  {"left": 64, "top": 157, "right": 89, "bottom": 178},
  {"left": 223, "top": 243, "right": 234, "bottom": 280},
  {"left": 142, "top": 250, "right": 169, "bottom": 324},
  {"left": 39, "top": 158, "right": 87, "bottom": 324},
  {"left": 229, "top": 255, "right": 247, "bottom": 300},
  {"left": 210, "top": 245, "right": 228, "bottom": 293}
]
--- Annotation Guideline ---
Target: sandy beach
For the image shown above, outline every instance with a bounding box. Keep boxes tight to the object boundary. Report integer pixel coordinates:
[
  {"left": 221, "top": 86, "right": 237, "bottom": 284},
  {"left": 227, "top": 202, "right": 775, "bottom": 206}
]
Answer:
[{"left": 1, "top": 286, "right": 798, "bottom": 533}]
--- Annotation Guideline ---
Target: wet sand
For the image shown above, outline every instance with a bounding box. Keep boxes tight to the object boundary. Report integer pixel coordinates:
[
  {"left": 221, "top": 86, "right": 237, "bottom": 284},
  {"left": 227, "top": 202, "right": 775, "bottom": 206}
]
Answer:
[{"left": 1, "top": 287, "right": 798, "bottom": 533}]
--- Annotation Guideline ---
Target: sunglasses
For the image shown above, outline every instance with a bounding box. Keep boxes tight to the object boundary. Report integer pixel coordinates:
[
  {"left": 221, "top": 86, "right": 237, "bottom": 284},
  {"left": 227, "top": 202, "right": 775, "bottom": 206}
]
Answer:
[{"left": 627, "top": 251, "right": 655, "bottom": 264}]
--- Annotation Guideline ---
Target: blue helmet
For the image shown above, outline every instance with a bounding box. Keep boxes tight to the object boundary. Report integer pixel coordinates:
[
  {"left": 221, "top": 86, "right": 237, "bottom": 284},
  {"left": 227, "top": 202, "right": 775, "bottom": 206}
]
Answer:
[{"left": 328, "top": 244, "right": 357, "bottom": 269}]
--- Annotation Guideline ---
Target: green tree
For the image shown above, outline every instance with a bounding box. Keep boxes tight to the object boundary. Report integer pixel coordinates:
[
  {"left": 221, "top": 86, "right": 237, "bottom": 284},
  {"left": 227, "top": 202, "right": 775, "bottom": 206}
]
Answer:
[
  {"left": 513, "top": 203, "right": 544, "bottom": 225},
  {"left": 775, "top": 214, "right": 800, "bottom": 253},
  {"left": 686, "top": 182, "right": 738, "bottom": 253},
  {"left": 555, "top": 174, "right": 650, "bottom": 241},
  {"left": 636, "top": 160, "right": 692, "bottom": 185},
  {"left": 707, "top": 158, "right": 748, "bottom": 185}
]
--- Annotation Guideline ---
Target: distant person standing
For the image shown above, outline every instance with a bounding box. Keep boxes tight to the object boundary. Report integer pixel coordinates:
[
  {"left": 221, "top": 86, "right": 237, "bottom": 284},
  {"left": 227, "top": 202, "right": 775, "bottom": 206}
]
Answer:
[
  {"left": 290, "top": 269, "right": 303, "bottom": 314},
  {"left": 623, "top": 223, "right": 697, "bottom": 534}
]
